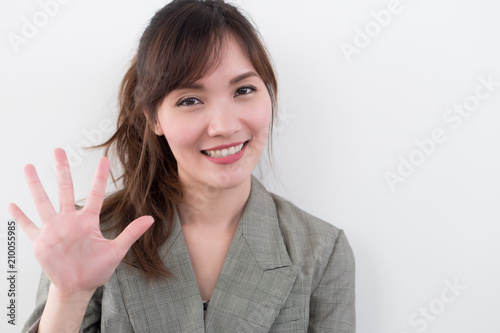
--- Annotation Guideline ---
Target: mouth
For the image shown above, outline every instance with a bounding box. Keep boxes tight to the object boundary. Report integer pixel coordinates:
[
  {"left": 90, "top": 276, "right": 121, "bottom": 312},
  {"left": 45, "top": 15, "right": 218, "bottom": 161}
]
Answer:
[{"left": 201, "top": 140, "right": 249, "bottom": 158}]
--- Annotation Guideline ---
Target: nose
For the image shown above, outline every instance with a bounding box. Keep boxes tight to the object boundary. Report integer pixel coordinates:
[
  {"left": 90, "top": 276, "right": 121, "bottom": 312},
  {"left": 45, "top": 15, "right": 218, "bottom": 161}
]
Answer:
[{"left": 207, "top": 101, "right": 242, "bottom": 137}]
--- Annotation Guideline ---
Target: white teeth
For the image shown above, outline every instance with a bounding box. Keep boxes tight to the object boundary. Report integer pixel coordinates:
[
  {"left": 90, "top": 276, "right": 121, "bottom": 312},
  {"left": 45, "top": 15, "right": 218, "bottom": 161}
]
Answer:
[{"left": 204, "top": 142, "right": 246, "bottom": 158}]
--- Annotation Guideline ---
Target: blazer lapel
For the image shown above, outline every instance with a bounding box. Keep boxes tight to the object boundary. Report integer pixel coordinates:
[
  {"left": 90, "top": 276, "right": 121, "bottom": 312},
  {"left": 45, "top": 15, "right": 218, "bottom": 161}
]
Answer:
[
  {"left": 114, "top": 177, "right": 298, "bottom": 333},
  {"left": 204, "top": 177, "right": 300, "bottom": 333},
  {"left": 115, "top": 213, "right": 205, "bottom": 333}
]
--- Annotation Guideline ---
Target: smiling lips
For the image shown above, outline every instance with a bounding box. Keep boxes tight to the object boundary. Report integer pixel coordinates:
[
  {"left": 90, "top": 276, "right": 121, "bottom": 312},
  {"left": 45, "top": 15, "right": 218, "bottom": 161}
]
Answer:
[{"left": 201, "top": 141, "right": 249, "bottom": 164}]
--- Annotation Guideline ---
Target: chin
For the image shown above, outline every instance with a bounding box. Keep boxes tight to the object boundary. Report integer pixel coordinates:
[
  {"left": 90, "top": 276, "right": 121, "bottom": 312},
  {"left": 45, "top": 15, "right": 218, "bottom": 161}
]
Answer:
[
  {"left": 200, "top": 152, "right": 262, "bottom": 188},
  {"left": 204, "top": 169, "right": 251, "bottom": 190}
]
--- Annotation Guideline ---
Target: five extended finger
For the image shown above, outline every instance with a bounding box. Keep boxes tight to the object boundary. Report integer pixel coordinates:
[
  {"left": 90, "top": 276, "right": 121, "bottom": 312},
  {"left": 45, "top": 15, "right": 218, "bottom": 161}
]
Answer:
[
  {"left": 83, "top": 157, "right": 110, "bottom": 216},
  {"left": 54, "top": 148, "right": 76, "bottom": 213},
  {"left": 7, "top": 203, "right": 39, "bottom": 242},
  {"left": 24, "top": 164, "right": 57, "bottom": 222},
  {"left": 113, "top": 216, "right": 154, "bottom": 259}
]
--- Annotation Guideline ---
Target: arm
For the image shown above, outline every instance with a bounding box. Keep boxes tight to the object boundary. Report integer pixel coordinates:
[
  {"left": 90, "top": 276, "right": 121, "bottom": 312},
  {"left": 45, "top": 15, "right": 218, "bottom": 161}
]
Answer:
[
  {"left": 22, "top": 271, "right": 102, "bottom": 333},
  {"left": 39, "top": 284, "right": 96, "bottom": 332},
  {"left": 308, "top": 230, "right": 356, "bottom": 333}
]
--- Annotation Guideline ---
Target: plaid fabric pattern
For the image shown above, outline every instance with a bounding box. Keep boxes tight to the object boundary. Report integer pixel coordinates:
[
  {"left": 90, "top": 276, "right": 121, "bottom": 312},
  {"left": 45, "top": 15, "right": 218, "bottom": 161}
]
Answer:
[{"left": 23, "top": 177, "right": 355, "bottom": 332}]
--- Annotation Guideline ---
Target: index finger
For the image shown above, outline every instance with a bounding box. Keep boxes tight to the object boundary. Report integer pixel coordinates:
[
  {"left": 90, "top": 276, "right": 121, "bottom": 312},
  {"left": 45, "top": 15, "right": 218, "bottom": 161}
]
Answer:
[
  {"left": 82, "top": 157, "right": 110, "bottom": 216},
  {"left": 24, "top": 164, "right": 56, "bottom": 222}
]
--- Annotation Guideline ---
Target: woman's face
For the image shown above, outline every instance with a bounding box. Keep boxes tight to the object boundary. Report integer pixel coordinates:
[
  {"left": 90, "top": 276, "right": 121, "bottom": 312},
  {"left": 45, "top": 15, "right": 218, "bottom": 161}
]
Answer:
[{"left": 154, "top": 35, "right": 272, "bottom": 191}]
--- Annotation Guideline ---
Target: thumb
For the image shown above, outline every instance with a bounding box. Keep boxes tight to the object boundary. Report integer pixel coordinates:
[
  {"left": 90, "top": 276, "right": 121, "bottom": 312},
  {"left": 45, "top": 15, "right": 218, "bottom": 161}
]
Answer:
[{"left": 113, "top": 216, "right": 154, "bottom": 258}]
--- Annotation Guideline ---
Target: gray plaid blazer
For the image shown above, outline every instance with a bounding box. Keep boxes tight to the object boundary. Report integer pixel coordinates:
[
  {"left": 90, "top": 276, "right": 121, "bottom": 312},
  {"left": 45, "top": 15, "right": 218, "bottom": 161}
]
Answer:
[{"left": 23, "top": 177, "right": 355, "bottom": 332}]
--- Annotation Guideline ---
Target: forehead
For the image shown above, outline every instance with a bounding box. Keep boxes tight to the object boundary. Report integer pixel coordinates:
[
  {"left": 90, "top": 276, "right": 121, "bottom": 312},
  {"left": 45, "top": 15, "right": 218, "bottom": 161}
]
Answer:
[{"left": 199, "top": 35, "right": 256, "bottom": 82}]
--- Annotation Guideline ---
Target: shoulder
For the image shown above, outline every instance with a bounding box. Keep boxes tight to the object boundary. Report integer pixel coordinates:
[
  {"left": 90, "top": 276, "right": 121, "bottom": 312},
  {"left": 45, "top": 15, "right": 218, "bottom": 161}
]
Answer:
[
  {"left": 264, "top": 186, "right": 351, "bottom": 266},
  {"left": 271, "top": 190, "right": 340, "bottom": 237},
  {"left": 261, "top": 185, "right": 355, "bottom": 304}
]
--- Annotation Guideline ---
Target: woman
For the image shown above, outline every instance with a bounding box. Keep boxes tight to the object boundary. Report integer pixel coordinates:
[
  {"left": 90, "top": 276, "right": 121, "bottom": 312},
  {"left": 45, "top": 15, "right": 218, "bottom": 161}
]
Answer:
[{"left": 9, "top": 0, "right": 355, "bottom": 332}]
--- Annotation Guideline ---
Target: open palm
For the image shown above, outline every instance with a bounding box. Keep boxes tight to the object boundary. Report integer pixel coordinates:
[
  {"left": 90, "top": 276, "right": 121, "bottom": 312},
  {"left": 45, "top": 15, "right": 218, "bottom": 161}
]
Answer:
[{"left": 8, "top": 148, "right": 154, "bottom": 295}]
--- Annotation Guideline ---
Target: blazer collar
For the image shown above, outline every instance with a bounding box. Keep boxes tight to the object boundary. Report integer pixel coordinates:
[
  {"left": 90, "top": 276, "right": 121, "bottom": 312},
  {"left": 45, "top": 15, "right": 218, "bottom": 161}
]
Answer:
[
  {"left": 160, "top": 176, "right": 292, "bottom": 270},
  {"left": 232, "top": 176, "right": 292, "bottom": 269},
  {"left": 115, "top": 176, "right": 299, "bottom": 333}
]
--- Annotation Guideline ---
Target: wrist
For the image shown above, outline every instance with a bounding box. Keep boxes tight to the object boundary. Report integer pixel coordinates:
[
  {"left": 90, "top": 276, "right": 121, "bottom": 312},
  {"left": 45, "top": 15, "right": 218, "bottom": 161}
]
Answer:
[
  {"left": 38, "top": 283, "right": 95, "bottom": 333},
  {"left": 49, "top": 283, "right": 96, "bottom": 302}
]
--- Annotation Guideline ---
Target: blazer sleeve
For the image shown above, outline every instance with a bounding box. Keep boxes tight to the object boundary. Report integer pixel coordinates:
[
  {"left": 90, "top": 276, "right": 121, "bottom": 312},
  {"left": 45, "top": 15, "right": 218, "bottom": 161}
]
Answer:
[
  {"left": 308, "top": 229, "right": 356, "bottom": 333},
  {"left": 22, "top": 270, "right": 103, "bottom": 333}
]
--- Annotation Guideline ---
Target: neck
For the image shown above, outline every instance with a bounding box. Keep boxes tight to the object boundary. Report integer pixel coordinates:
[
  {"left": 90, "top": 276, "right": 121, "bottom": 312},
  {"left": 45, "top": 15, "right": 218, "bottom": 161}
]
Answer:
[{"left": 177, "top": 176, "right": 251, "bottom": 231}]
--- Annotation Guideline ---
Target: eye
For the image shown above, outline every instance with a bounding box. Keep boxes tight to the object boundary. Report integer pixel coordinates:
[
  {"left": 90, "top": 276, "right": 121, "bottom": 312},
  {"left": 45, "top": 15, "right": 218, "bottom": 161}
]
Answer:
[
  {"left": 176, "top": 97, "right": 202, "bottom": 107},
  {"left": 234, "top": 86, "right": 256, "bottom": 97}
]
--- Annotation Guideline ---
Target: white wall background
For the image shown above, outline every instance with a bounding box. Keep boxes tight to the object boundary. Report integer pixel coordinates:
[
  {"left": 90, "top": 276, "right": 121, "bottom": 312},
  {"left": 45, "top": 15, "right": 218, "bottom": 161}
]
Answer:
[{"left": 1, "top": 0, "right": 499, "bottom": 332}]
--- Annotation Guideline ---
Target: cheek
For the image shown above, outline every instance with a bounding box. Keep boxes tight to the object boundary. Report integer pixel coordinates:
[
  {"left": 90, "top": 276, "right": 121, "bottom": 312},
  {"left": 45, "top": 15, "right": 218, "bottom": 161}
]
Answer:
[
  {"left": 245, "top": 98, "right": 272, "bottom": 148},
  {"left": 161, "top": 116, "right": 203, "bottom": 157}
]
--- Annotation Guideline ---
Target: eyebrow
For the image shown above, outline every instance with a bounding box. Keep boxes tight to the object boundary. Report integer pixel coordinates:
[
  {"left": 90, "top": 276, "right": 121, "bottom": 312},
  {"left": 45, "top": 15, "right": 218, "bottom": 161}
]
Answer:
[
  {"left": 178, "top": 71, "right": 258, "bottom": 90},
  {"left": 229, "top": 71, "right": 258, "bottom": 85}
]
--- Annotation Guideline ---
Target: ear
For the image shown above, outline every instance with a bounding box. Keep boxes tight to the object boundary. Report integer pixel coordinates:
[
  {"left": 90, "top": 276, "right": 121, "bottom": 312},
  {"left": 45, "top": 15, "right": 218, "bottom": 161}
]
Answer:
[
  {"left": 143, "top": 110, "right": 164, "bottom": 136},
  {"left": 153, "top": 121, "right": 164, "bottom": 136}
]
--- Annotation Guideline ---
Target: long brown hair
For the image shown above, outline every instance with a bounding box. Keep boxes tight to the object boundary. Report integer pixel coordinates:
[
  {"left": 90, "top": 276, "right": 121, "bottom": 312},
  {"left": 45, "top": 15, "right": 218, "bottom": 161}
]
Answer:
[{"left": 91, "top": 0, "right": 278, "bottom": 280}]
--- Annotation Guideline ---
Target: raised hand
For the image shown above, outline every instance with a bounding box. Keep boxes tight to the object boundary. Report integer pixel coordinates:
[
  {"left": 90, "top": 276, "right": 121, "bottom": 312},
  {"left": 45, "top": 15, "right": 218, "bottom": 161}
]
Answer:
[{"left": 7, "top": 148, "right": 154, "bottom": 295}]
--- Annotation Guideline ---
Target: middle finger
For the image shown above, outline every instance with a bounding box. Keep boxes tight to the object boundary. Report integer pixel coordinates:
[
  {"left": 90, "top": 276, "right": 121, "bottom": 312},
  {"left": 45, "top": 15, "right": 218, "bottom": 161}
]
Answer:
[{"left": 54, "top": 148, "right": 75, "bottom": 213}]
